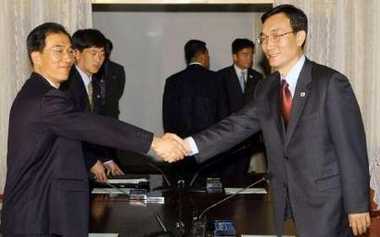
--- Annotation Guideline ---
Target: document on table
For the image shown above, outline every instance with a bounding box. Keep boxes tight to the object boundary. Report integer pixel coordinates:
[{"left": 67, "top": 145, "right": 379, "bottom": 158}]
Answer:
[
  {"left": 224, "top": 187, "right": 267, "bottom": 194},
  {"left": 89, "top": 234, "right": 119, "bottom": 237}
]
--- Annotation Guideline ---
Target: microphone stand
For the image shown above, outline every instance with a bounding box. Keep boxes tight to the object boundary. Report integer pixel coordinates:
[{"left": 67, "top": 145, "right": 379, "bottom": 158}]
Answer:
[
  {"left": 191, "top": 175, "right": 271, "bottom": 236},
  {"left": 188, "top": 146, "right": 249, "bottom": 192}
]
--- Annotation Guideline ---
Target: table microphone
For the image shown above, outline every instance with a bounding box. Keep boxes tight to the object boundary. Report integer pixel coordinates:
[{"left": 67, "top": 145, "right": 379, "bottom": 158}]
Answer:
[
  {"left": 147, "top": 161, "right": 172, "bottom": 187},
  {"left": 188, "top": 146, "right": 249, "bottom": 190},
  {"left": 190, "top": 173, "right": 272, "bottom": 236}
]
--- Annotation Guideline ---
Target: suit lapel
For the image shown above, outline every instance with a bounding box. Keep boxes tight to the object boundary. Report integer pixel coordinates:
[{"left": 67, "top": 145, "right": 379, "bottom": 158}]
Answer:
[
  {"left": 285, "top": 60, "right": 313, "bottom": 146},
  {"left": 267, "top": 72, "right": 285, "bottom": 143},
  {"left": 227, "top": 66, "right": 244, "bottom": 111},
  {"left": 245, "top": 70, "right": 255, "bottom": 96},
  {"left": 73, "top": 68, "right": 92, "bottom": 112}
]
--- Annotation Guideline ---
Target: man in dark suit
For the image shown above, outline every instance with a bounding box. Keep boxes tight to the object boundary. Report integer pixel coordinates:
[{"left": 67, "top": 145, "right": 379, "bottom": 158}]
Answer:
[
  {"left": 92, "top": 38, "right": 126, "bottom": 173},
  {"left": 216, "top": 38, "right": 265, "bottom": 181},
  {"left": 184, "top": 5, "right": 370, "bottom": 237},
  {"left": 1, "top": 22, "right": 187, "bottom": 237},
  {"left": 93, "top": 38, "right": 126, "bottom": 119},
  {"left": 218, "top": 39, "right": 263, "bottom": 115},
  {"left": 163, "top": 39, "right": 227, "bottom": 180},
  {"left": 61, "top": 29, "right": 124, "bottom": 183}
]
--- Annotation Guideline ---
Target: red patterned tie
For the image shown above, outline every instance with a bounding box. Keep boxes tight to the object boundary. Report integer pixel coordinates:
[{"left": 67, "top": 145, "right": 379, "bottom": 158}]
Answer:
[{"left": 281, "top": 79, "right": 292, "bottom": 125}]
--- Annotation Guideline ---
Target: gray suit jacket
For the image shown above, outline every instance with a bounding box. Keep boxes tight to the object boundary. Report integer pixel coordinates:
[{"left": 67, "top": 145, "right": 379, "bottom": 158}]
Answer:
[{"left": 193, "top": 59, "right": 369, "bottom": 237}]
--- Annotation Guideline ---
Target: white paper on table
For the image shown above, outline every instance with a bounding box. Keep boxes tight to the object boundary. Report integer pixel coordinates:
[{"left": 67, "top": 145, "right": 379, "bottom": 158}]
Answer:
[
  {"left": 108, "top": 178, "right": 148, "bottom": 184},
  {"left": 224, "top": 188, "right": 267, "bottom": 194},
  {"left": 92, "top": 188, "right": 131, "bottom": 194},
  {"left": 89, "top": 233, "right": 119, "bottom": 237}
]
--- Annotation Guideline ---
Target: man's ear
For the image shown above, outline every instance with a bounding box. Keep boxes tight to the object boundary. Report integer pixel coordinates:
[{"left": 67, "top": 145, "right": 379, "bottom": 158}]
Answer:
[
  {"left": 296, "top": 30, "right": 307, "bottom": 47},
  {"left": 232, "top": 53, "right": 238, "bottom": 64},
  {"left": 73, "top": 49, "right": 81, "bottom": 62},
  {"left": 31, "top": 51, "right": 41, "bottom": 67}
]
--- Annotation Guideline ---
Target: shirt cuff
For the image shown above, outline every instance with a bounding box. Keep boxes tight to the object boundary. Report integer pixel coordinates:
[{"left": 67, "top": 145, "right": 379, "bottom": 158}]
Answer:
[
  {"left": 103, "top": 160, "right": 114, "bottom": 165},
  {"left": 184, "top": 137, "right": 199, "bottom": 156}
]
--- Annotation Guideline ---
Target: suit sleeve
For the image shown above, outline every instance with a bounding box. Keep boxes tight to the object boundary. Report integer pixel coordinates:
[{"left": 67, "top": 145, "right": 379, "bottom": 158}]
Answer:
[
  {"left": 326, "top": 73, "right": 370, "bottom": 214},
  {"left": 116, "top": 65, "right": 126, "bottom": 100},
  {"left": 162, "top": 79, "right": 178, "bottom": 133},
  {"left": 41, "top": 89, "right": 153, "bottom": 154},
  {"left": 193, "top": 97, "right": 261, "bottom": 163},
  {"left": 215, "top": 73, "right": 228, "bottom": 121},
  {"left": 83, "top": 143, "right": 101, "bottom": 169},
  {"left": 84, "top": 142, "right": 112, "bottom": 166}
]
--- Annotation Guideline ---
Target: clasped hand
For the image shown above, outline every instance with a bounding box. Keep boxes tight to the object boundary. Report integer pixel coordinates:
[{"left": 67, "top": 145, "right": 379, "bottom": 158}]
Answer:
[{"left": 151, "top": 133, "right": 190, "bottom": 162}]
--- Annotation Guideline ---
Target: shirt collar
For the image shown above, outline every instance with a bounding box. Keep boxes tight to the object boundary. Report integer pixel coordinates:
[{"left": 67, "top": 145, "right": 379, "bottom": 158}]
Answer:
[
  {"left": 189, "top": 62, "right": 203, "bottom": 66},
  {"left": 234, "top": 64, "right": 248, "bottom": 78},
  {"left": 45, "top": 77, "right": 59, "bottom": 88},
  {"left": 281, "top": 55, "right": 305, "bottom": 96},
  {"left": 75, "top": 65, "right": 92, "bottom": 87}
]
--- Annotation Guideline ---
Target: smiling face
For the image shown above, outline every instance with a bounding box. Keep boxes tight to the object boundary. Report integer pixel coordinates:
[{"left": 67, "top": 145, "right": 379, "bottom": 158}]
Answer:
[
  {"left": 261, "top": 13, "right": 306, "bottom": 75},
  {"left": 31, "top": 33, "right": 74, "bottom": 87}
]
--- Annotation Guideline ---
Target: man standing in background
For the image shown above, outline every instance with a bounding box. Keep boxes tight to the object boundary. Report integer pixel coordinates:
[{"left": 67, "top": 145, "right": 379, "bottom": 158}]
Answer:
[
  {"left": 163, "top": 39, "right": 227, "bottom": 182},
  {"left": 93, "top": 38, "right": 126, "bottom": 119},
  {"left": 215, "top": 38, "right": 265, "bottom": 182},
  {"left": 61, "top": 29, "right": 124, "bottom": 183},
  {"left": 92, "top": 38, "right": 127, "bottom": 174}
]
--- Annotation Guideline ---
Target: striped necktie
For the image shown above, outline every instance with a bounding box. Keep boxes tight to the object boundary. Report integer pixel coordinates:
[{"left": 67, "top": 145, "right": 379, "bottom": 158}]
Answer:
[
  {"left": 281, "top": 79, "right": 292, "bottom": 125},
  {"left": 87, "top": 82, "right": 94, "bottom": 111}
]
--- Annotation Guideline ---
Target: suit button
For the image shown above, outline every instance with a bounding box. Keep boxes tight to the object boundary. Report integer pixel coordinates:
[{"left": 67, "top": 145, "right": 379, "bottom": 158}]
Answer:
[{"left": 284, "top": 156, "right": 289, "bottom": 160}]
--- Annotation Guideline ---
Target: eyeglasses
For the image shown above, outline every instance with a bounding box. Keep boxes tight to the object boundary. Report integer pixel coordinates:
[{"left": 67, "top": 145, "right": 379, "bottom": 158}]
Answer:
[
  {"left": 85, "top": 48, "right": 106, "bottom": 58},
  {"left": 257, "top": 31, "right": 294, "bottom": 45},
  {"left": 47, "top": 47, "right": 74, "bottom": 60}
]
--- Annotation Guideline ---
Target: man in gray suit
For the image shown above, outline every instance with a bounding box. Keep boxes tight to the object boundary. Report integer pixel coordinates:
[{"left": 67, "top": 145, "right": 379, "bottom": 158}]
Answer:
[{"left": 184, "top": 4, "right": 370, "bottom": 237}]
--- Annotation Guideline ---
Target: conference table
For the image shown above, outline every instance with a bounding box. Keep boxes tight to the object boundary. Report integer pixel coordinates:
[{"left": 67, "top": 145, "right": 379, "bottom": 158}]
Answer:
[
  {"left": 89, "top": 175, "right": 296, "bottom": 237},
  {"left": 89, "top": 174, "right": 380, "bottom": 237}
]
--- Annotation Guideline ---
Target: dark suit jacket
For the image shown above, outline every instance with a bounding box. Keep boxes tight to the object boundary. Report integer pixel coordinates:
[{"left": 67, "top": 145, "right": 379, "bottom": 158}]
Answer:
[
  {"left": 162, "top": 64, "right": 227, "bottom": 177},
  {"left": 61, "top": 67, "right": 111, "bottom": 168},
  {"left": 193, "top": 59, "right": 369, "bottom": 236},
  {"left": 93, "top": 59, "right": 126, "bottom": 119},
  {"left": 218, "top": 65, "right": 262, "bottom": 114},
  {"left": 163, "top": 64, "right": 227, "bottom": 138},
  {"left": 216, "top": 66, "right": 265, "bottom": 175},
  {"left": 2, "top": 73, "right": 152, "bottom": 236}
]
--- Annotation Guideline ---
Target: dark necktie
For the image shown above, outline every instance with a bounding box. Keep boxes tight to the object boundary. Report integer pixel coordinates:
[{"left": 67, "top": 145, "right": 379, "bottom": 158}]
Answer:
[{"left": 281, "top": 79, "right": 292, "bottom": 125}]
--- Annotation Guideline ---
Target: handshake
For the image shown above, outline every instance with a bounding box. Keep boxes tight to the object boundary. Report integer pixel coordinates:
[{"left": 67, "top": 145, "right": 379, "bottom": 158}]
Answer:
[{"left": 150, "top": 133, "right": 192, "bottom": 163}]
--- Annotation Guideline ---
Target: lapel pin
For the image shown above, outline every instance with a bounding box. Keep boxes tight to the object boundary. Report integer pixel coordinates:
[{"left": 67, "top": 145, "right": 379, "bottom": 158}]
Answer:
[
  {"left": 300, "top": 92, "right": 306, "bottom": 97},
  {"left": 249, "top": 74, "right": 253, "bottom": 78}
]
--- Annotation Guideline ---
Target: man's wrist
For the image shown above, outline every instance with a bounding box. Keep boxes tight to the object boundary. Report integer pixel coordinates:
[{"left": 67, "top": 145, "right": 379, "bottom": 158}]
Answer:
[
  {"left": 103, "top": 160, "right": 114, "bottom": 165},
  {"left": 184, "top": 137, "right": 199, "bottom": 156},
  {"left": 150, "top": 136, "right": 160, "bottom": 152}
]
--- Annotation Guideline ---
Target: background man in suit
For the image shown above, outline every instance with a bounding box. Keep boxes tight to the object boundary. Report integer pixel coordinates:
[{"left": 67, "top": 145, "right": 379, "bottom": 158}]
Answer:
[
  {"left": 1, "top": 22, "right": 187, "bottom": 237},
  {"left": 92, "top": 38, "right": 126, "bottom": 173},
  {"left": 215, "top": 38, "right": 265, "bottom": 182},
  {"left": 184, "top": 5, "right": 370, "bottom": 236},
  {"left": 61, "top": 29, "right": 124, "bottom": 183},
  {"left": 163, "top": 39, "right": 227, "bottom": 182},
  {"left": 93, "top": 38, "right": 126, "bottom": 119}
]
